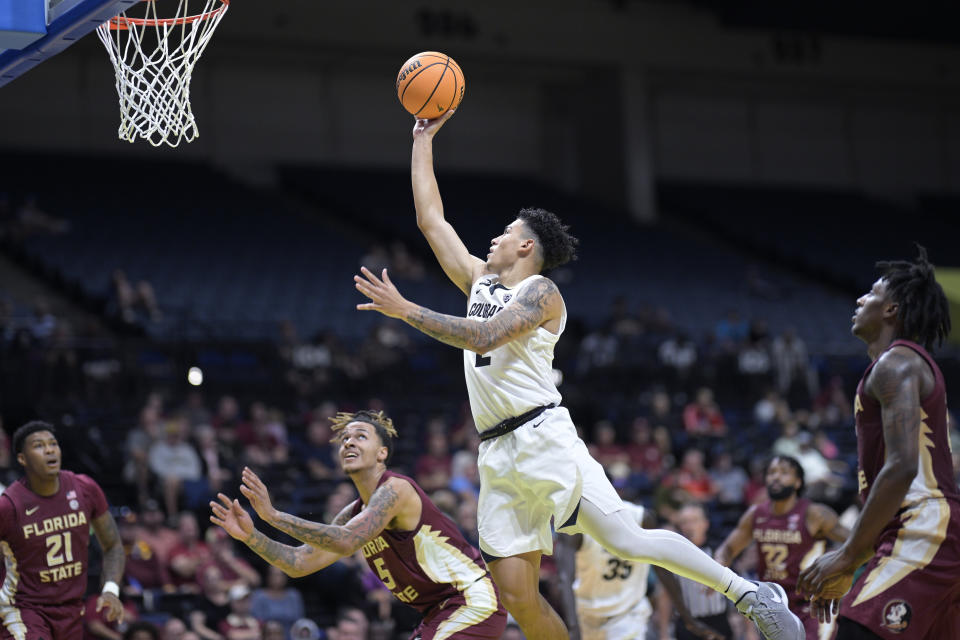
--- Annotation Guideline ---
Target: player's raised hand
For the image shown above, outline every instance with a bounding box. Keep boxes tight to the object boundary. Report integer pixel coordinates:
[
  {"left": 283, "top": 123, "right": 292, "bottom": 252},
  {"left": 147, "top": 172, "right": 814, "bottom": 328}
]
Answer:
[
  {"left": 240, "top": 466, "right": 279, "bottom": 523},
  {"left": 355, "top": 267, "right": 413, "bottom": 319},
  {"left": 210, "top": 493, "right": 254, "bottom": 541},
  {"left": 412, "top": 109, "right": 455, "bottom": 139},
  {"left": 96, "top": 592, "right": 124, "bottom": 623}
]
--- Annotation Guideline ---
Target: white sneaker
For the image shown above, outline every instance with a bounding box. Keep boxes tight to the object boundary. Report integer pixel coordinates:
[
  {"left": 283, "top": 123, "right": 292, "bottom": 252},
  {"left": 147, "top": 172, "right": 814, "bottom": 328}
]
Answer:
[{"left": 734, "top": 581, "right": 805, "bottom": 640}]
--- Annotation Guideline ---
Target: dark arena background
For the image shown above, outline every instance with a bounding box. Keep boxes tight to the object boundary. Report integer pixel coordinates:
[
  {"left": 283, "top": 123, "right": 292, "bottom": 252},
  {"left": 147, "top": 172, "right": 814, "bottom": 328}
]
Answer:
[{"left": 1, "top": 1, "right": 959, "bottom": 638}]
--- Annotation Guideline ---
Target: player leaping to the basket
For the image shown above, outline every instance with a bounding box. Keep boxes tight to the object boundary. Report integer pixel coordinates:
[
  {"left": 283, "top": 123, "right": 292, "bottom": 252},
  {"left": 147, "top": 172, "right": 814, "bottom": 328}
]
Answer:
[{"left": 351, "top": 110, "right": 804, "bottom": 640}]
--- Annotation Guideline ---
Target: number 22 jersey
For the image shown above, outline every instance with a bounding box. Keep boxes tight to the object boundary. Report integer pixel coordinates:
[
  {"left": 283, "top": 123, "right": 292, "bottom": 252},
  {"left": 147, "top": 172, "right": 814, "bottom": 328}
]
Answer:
[{"left": 0, "top": 471, "right": 108, "bottom": 606}]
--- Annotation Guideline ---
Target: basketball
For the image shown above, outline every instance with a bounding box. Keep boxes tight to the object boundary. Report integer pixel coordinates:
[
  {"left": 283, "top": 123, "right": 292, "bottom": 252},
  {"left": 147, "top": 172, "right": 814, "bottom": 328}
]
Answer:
[{"left": 396, "top": 51, "right": 465, "bottom": 119}]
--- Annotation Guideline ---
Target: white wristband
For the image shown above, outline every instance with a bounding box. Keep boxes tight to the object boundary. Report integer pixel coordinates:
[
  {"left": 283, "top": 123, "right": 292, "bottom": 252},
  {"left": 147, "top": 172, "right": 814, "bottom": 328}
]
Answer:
[{"left": 102, "top": 581, "right": 120, "bottom": 597}]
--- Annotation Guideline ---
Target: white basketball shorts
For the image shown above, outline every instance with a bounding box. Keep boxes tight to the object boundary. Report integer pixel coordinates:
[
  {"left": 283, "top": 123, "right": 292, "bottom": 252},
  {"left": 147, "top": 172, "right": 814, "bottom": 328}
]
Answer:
[{"left": 476, "top": 406, "right": 624, "bottom": 558}]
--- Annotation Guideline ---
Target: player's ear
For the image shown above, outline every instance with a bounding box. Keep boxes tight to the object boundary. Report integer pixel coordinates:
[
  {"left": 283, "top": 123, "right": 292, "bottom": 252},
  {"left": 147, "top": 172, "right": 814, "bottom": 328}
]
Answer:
[
  {"left": 883, "top": 301, "right": 899, "bottom": 321},
  {"left": 377, "top": 446, "right": 388, "bottom": 464},
  {"left": 16, "top": 452, "right": 25, "bottom": 467}
]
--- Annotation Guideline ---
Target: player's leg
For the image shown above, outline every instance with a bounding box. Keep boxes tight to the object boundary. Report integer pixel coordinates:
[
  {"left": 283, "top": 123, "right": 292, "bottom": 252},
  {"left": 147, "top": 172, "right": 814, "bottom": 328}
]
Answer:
[
  {"left": 487, "top": 551, "right": 569, "bottom": 640},
  {"left": 570, "top": 499, "right": 804, "bottom": 640},
  {"left": 570, "top": 498, "right": 750, "bottom": 598}
]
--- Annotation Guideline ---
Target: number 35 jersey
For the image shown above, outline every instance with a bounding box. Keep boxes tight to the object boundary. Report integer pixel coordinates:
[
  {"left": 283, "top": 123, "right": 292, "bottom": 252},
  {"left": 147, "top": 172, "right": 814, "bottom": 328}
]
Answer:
[
  {"left": 573, "top": 502, "right": 651, "bottom": 618},
  {"left": 0, "top": 471, "right": 108, "bottom": 606}
]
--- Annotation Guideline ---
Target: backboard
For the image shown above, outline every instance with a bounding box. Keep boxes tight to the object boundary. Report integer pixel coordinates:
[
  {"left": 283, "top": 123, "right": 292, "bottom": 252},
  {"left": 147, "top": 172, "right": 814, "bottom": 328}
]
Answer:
[{"left": 0, "top": 0, "right": 137, "bottom": 88}]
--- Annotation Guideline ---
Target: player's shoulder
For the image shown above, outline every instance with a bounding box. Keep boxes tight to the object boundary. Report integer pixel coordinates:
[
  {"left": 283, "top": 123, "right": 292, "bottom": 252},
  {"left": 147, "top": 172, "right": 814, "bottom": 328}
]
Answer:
[
  {"left": 867, "top": 344, "right": 928, "bottom": 395},
  {"left": 67, "top": 470, "right": 104, "bottom": 491}
]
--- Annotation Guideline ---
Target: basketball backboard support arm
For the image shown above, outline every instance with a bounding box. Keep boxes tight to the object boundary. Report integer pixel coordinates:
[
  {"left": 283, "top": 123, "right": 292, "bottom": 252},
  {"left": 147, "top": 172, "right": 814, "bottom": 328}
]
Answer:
[{"left": 0, "top": 0, "right": 137, "bottom": 88}]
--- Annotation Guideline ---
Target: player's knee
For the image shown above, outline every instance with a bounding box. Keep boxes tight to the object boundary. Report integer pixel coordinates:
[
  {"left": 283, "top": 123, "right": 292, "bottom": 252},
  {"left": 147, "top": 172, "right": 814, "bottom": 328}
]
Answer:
[{"left": 496, "top": 585, "right": 539, "bottom": 619}]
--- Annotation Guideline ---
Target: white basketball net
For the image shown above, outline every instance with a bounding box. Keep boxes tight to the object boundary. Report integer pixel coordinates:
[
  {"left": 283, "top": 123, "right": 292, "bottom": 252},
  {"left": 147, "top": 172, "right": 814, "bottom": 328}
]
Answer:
[{"left": 96, "top": 0, "right": 229, "bottom": 147}]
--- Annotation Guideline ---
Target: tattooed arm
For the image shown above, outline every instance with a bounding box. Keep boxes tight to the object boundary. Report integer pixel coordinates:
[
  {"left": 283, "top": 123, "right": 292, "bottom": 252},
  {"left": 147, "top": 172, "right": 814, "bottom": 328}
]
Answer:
[
  {"left": 267, "top": 478, "right": 411, "bottom": 556},
  {"left": 91, "top": 511, "right": 125, "bottom": 621},
  {"left": 355, "top": 268, "right": 563, "bottom": 353},
  {"left": 247, "top": 504, "right": 354, "bottom": 578}
]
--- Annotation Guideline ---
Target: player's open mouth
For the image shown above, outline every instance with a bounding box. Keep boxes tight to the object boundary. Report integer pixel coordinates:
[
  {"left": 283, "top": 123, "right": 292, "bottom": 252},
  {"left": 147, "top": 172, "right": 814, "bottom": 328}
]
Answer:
[{"left": 343, "top": 452, "right": 358, "bottom": 461}]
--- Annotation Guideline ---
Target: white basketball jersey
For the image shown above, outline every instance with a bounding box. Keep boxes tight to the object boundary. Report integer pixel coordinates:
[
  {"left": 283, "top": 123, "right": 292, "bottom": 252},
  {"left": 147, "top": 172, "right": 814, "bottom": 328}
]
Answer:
[
  {"left": 463, "top": 274, "right": 565, "bottom": 432},
  {"left": 574, "top": 503, "right": 652, "bottom": 618}
]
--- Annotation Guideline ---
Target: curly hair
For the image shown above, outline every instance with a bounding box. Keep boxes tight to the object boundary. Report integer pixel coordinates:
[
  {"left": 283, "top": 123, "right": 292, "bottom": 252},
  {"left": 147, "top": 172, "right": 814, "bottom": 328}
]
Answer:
[
  {"left": 516, "top": 207, "right": 579, "bottom": 272},
  {"left": 766, "top": 455, "right": 805, "bottom": 497},
  {"left": 13, "top": 420, "right": 57, "bottom": 455},
  {"left": 330, "top": 410, "right": 398, "bottom": 464},
  {"left": 877, "top": 245, "right": 951, "bottom": 352}
]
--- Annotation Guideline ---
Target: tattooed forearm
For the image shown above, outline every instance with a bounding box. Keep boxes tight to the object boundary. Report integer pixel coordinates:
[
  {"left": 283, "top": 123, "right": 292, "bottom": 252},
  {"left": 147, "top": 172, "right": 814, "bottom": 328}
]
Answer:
[
  {"left": 271, "top": 484, "right": 400, "bottom": 555},
  {"left": 245, "top": 530, "right": 312, "bottom": 577},
  {"left": 93, "top": 513, "right": 125, "bottom": 585},
  {"left": 405, "top": 278, "right": 558, "bottom": 352}
]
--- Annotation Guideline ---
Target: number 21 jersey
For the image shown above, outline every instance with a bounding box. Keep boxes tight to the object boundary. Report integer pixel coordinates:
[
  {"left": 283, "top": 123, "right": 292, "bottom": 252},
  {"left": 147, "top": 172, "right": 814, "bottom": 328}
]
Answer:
[{"left": 0, "top": 471, "right": 108, "bottom": 606}]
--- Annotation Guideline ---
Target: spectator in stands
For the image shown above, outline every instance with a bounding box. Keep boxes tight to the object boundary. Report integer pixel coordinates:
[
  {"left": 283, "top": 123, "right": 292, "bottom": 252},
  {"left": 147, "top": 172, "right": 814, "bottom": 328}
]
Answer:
[
  {"left": 161, "top": 618, "right": 199, "bottom": 640},
  {"left": 587, "top": 420, "right": 627, "bottom": 468},
  {"left": 167, "top": 512, "right": 212, "bottom": 593},
  {"left": 714, "top": 309, "right": 748, "bottom": 347},
  {"left": 217, "top": 584, "right": 261, "bottom": 640},
  {"left": 625, "top": 417, "right": 664, "bottom": 479},
  {"left": 753, "top": 389, "right": 784, "bottom": 426},
  {"left": 189, "top": 564, "right": 232, "bottom": 640},
  {"left": 811, "top": 376, "right": 852, "bottom": 428},
  {"left": 414, "top": 429, "right": 452, "bottom": 493},
  {"left": 111, "top": 268, "right": 161, "bottom": 324},
  {"left": 200, "top": 527, "right": 261, "bottom": 591},
  {"left": 608, "top": 295, "right": 645, "bottom": 337},
  {"left": 326, "top": 607, "right": 369, "bottom": 640},
  {"left": 682, "top": 387, "right": 728, "bottom": 439},
  {"left": 289, "top": 619, "right": 320, "bottom": 640},
  {"left": 250, "top": 567, "right": 305, "bottom": 637},
  {"left": 236, "top": 402, "right": 289, "bottom": 467},
  {"left": 658, "top": 330, "right": 698, "bottom": 386},
  {"left": 212, "top": 395, "right": 245, "bottom": 449},
  {"left": 193, "top": 424, "right": 234, "bottom": 499},
  {"left": 295, "top": 416, "right": 338, "bottom": 480},
  {"left": 183, "top": 391, "right": 213, "bottom": 429},
  {"left": 662, "top": 449, "right": 718, "bottom": 504},
  {"left": 455, "top": 495, "right": 480, "bottom": 549},
  {"left": 261, "top": 621, "right": 284, "bottom": 640},
  {"left": 135, "top": 499, "right": 179, "bottom": 565},
  {"left": 771, "top": 420, "right": 803, "bottom": 459},
  {"left": 123, "top": 622, "right": 160, "bottom": 640},
  {"left": 771, "top": 327, "right": 817, "bottom": 407},
  {"left": 709, "top": 450, "right": 749, "bottom": 505},
  {"left": 793, "top": 430, "right": 846, "bottom": 502},
  {"left": 119, "top": 513, "right": 174, "bottom": 596},
  {"left": 648, "top": 388, "right": 683, "bottom": 433},
  {"left": 148, "top": 416, "right": 203, "bottom": 518},
  {"left": 449, "top": 430, "right": 481, "bottom": 499}
]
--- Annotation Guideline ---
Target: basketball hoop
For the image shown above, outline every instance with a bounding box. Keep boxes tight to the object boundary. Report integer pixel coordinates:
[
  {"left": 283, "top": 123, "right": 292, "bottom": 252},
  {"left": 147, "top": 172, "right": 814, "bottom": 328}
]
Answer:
[{"left": 96, "top": 0, "right": 229, "bottom": 147}]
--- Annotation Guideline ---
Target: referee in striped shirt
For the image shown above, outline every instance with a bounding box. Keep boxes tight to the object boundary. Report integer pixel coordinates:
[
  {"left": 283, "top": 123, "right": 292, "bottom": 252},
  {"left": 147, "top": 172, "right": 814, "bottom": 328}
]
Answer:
[{"left": 657, "top": 503, "right": 733, "bottom": 639}]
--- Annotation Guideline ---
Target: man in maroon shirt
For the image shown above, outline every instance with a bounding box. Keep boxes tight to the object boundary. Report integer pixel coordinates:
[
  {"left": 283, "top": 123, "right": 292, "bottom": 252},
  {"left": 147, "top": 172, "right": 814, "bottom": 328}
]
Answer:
[
  {"left": 211, "top": 409, "right": 507, "bottom": 639},
  {"left": 0, "top": 420, "right": 125, "bottom": 640},
  {"left": 716, "top": 455, "right": 849, "bottom": 639},
  {"left": 798, "top": 247, "right": 960, "bottom": 639}
]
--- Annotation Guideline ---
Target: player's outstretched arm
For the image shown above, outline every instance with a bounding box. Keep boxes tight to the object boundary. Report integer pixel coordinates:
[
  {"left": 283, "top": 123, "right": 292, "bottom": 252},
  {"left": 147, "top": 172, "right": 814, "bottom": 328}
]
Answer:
[
  {"left": 241, "top": 467, "right": 413, "bottom": 556},
  {"left": 798, "top": 347, "right": 921, "bottom": 600},
  {"left": 355, "top": 268, "right": 562, "bottom": 353},
  {"left": 210, "top": 493, "right": 343, "bottom": 577},
  {"left": 91, "top": 511, "right": 126, "bottom": 623},
  {"left": 411, "top": 112, "right": 485, "bottom": 294},
  {"left": 714, "top": 505, "right": 756, "bottom": 567}
]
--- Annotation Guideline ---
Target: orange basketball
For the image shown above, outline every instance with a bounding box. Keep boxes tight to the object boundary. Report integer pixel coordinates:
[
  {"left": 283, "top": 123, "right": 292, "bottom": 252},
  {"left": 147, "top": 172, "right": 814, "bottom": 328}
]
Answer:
[{"left": 396, "top": 51, "right": 465, "bottom": 119}]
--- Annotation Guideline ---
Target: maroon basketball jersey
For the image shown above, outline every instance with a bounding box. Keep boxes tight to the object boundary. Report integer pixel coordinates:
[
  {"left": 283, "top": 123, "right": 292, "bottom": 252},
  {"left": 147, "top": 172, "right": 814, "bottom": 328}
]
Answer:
[
  {"left": 350, "top": 470, "right": 490, "bottom": 613},
  {"left": 753, "top": 498, "right": 822, "bottom": 609},
  {"left": 854, "top": 340, "right": 960, "bottom": 510},
  {"left": 0, "top": 471, "right": 108, "bottom": 606}
]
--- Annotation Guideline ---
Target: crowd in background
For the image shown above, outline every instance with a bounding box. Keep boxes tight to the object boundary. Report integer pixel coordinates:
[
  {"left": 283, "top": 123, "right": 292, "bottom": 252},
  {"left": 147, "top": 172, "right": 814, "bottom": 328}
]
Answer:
[{"left": 2, "top": 252, "right": 960, "bottom": 640}]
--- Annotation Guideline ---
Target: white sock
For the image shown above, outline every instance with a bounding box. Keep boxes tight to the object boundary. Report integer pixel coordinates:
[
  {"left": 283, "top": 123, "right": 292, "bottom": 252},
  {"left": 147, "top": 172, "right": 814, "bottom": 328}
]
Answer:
[{"left": 718, "top": 569, "right": 758, "bottom": 602}]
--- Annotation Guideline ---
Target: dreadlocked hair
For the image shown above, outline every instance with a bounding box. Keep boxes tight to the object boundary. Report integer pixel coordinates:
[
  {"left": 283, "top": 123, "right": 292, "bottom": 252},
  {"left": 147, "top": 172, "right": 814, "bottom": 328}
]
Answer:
[
  {"left": 330, "top": 410, "right": 398, "bottom": 464},
  {"left": 516, "top": 207, "right": 579, "bottom": 272},
  {"left": 876, "top": 244, "right": 952, "bottom": 353}
]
